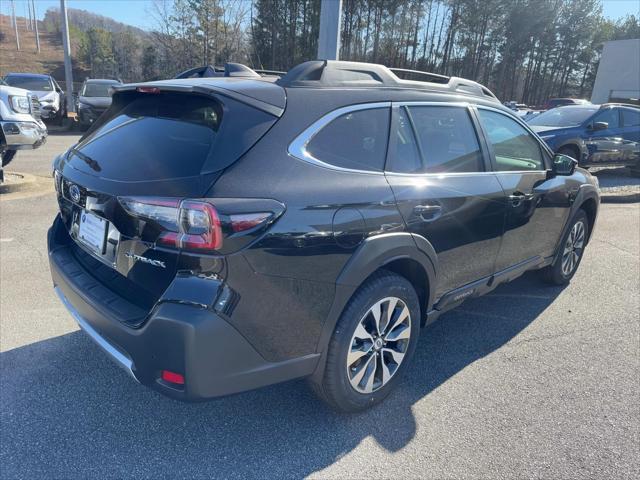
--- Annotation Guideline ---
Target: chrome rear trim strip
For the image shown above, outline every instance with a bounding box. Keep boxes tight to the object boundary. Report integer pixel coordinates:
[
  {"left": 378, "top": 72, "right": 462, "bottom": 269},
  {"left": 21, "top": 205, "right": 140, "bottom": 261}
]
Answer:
[{"left": 54, "top": 286, "right": 139, "bottom": 383}]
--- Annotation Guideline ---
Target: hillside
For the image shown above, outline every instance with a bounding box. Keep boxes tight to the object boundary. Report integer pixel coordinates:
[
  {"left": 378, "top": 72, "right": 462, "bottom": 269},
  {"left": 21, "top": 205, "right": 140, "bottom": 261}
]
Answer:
[{"left": 0, "top": 14, "right": 89, "bottom": 85}]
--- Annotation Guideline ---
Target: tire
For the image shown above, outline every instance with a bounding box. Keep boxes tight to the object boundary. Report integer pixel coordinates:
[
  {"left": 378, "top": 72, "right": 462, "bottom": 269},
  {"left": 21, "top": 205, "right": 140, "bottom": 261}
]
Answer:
[
  {"left": 558, "top": 145, "right": 579, "bottom": 161},
  {"left": 1, "top": 149, "right": 17, "bottom": 167},
  {"left": 310, "top": 270, "right": 421, "bottom": 412},
  {"left": 540, "top": 209, "right": 589, "bottom": 285}
]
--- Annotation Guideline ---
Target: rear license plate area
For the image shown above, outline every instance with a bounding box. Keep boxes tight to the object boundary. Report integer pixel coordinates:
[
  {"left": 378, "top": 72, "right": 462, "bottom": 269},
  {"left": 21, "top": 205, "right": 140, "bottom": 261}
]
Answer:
[{"left": 78, "top": 210, "right": 108, "bottom": 254}]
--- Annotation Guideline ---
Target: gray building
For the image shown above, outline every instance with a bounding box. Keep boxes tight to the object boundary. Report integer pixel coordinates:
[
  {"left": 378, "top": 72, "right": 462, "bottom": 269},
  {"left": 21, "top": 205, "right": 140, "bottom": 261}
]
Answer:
[{"left": 591, "top": 38, "right": 640, "bottom": 104}]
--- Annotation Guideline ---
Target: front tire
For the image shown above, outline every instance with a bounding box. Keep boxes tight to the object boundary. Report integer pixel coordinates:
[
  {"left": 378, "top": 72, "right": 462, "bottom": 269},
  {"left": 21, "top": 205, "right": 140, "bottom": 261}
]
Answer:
[
  {"left": 558, "top": 145, "right": 579, "bottom": 161},
  {"left": 311, "top": 270, "right": 421, "bottom": 412},
  {"left": 540, "top": 209, "right": 589, "bottom": 285}
]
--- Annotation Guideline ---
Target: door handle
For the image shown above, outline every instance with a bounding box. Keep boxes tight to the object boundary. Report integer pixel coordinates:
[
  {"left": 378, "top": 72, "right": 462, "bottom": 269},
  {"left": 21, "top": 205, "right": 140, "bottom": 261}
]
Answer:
[
  {"left": 508, "top": 192, "right": 533, "bottom": 208},
  {"left": 413, "top": 204, "right": 442, "bottom": 221}
]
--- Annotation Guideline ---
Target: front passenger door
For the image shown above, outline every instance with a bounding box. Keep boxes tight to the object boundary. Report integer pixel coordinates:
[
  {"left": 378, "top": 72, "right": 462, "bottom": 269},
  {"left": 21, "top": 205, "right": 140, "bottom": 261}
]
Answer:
[{"left": 476, "top": 108, "right": 571, "bottom": 272}]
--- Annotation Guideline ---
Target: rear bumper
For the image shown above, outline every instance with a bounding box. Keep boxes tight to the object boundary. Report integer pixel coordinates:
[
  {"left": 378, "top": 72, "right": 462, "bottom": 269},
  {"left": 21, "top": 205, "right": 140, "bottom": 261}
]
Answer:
[
  {"left": 1, "top": 120, "right": 47, "bottom": 150},
  {"left": 48, "top": 217, "right": 319, "bottom": 401}
]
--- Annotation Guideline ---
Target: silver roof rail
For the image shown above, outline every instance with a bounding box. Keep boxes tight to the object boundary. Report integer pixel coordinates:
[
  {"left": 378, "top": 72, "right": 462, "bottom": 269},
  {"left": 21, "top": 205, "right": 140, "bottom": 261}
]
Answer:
[{"left": 277, "top": 60, "right": 499, "bottom": 102}]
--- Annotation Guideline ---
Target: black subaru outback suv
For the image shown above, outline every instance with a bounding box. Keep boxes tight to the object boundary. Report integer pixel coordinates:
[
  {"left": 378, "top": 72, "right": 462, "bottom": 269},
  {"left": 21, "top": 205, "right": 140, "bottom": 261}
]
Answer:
[{"left": 49, "top": 60, "right": 600, "bottom": 412}]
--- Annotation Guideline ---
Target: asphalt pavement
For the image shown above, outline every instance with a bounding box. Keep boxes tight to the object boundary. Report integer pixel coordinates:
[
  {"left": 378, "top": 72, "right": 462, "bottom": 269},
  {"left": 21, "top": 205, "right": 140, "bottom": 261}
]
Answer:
[{"left": 0, "top": 134, "right": 638, "bottom": 479}]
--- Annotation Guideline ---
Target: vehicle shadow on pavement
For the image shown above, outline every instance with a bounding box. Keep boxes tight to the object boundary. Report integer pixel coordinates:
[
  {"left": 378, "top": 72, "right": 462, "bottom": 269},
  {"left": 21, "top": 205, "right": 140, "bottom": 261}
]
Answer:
[{"left": 0, "top": 272, "right": 565, "bottom": 479}]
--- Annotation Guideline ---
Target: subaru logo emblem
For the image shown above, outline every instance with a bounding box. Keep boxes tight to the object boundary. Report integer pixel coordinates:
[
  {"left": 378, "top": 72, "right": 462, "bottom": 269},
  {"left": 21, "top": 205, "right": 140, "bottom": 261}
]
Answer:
[{"left": 69, "top": 184, "right": 81, "bottom": 203}]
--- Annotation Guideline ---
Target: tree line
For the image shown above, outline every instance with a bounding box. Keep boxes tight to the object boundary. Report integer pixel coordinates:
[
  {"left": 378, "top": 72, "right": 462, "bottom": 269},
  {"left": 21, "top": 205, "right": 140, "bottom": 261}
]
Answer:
[
  {"left": 43, "top": 1, "right": 639, "bottom": 103},
  {"left": 251, "top": 0, "right": 639, "bottom": 104}
]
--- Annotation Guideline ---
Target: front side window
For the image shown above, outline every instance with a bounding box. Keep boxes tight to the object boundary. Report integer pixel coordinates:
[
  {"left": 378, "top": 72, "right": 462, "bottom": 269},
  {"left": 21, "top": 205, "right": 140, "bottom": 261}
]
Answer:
[
  {"left": 621, "top": 108, "right": 640, "bottom": 127},
  {"left": 408, "top": 106, "right": 483, "bottom": 173},
  {"left": 478, "top": 109, "right": 544, "bottom": 171},
  {"left": 593, "top": 108, "right": 620, "bottom": 129},
  {"left": 305, "top": 107, "right": 390, "bottom": 172}
]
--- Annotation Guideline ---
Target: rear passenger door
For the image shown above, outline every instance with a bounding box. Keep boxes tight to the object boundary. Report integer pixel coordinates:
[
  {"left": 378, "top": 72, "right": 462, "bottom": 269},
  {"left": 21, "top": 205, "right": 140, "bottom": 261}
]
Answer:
[
  {"left": 385, "top": 103, "right": 506, "bottom": 299},
  {"left": 475, "top": 107, "right": 571, "bottom": 272}
]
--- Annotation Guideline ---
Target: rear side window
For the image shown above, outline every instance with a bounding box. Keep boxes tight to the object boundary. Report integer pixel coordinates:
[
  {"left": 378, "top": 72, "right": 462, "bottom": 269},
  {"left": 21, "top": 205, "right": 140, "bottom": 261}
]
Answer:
[
  {"left": 305, "top": 107, "right": 390, "bottom": 171},
  {"left": 70, "top": 92, "right": 277, "bottom": 181},
  {"left": 622, "top": 108, "right": 640, "bottom": 127},
  {"left": 478, "top": 109, "right": 544, "bottom": 171},
  {"left": 408, "top": 106, "right": 483, "bottom": 173}
]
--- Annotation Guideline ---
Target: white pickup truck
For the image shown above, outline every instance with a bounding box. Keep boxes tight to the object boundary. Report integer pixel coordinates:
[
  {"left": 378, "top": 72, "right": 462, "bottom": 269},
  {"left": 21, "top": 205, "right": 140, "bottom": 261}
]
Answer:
[{"left": 0, "top": 80, "right": 48, "bottom": 181}]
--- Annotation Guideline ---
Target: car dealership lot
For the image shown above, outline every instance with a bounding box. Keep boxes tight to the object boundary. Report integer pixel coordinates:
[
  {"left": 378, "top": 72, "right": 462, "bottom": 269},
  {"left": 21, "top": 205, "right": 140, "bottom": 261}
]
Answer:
[{"left": 1, "top": 135, "right": 638, "bottom": 479}]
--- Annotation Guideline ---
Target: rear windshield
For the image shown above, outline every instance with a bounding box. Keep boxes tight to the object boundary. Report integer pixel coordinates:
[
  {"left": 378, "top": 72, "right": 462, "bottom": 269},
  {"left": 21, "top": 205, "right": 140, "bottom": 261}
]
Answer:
[
  {"left": 4, "top": 75, "right": 52, "bottom": 91},
  {"left": 72, "top": 94, "right": 221, "bottom": 180}
]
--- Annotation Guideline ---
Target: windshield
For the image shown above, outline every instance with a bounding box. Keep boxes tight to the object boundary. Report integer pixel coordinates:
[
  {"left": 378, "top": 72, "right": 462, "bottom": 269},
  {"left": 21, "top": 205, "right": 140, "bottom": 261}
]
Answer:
[
  {"left": 528, "top": 106, "right": 598, "bottom": 127},
  {"left": 4, "top": 76, "right": 52, "bottom": 91},
  {"left": 81, "top": 82, "right": 117, "bottom": 97}
]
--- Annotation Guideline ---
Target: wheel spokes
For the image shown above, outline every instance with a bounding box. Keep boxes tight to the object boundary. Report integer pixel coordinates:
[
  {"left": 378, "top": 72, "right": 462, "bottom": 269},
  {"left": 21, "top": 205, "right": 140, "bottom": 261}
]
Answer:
[
  {"left": 380, "top": 354, "right": 392, "bottom": 385},
  {"left": 350, "top": 352, "right": 376, "bottom": 391},
  {"left": 347, "top": 343, "right": 372, "bottom": 366},
  {"left": 346, "top": 296, "right": 412, "bottom": 394},
  {"left": 353, "top": 322, "right": 373, "bottom": 343},
  {"left": 370, "top": 300, "right": 383, "bottom": 336},
  {"left": 382, "top": 347, "right": 405, "bottom": 365},
  {"left": 384, "top": 304, "right": 409, "bottom": 340}
]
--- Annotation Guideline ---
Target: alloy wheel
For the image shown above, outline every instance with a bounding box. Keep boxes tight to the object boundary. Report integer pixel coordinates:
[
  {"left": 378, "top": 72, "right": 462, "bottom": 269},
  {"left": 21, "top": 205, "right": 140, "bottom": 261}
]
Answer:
[
  {"left": 346, "top": 296, "right": 412, "bottom": 394},
  {"left": 561, "top": 220, "right": 585, "bottom": 276}
]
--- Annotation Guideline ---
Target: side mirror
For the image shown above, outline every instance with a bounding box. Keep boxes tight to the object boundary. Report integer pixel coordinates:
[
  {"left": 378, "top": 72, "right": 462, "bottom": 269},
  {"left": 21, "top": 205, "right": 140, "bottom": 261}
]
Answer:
[
  {"left": 589, "top": 121, "right": 608, "bottom": 131},
  {"left": 552, "top": 154, "right": 578, "bottom": 176}
]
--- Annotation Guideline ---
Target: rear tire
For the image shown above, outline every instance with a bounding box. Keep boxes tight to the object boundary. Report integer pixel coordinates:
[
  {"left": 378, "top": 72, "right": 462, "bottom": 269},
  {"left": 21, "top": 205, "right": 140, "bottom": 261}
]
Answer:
[
  {"left": 310, "top": 270, "right": 421, "bottom": 412},
  {"left": 540, "top": 209, "right": 589, "bottom": 285}
]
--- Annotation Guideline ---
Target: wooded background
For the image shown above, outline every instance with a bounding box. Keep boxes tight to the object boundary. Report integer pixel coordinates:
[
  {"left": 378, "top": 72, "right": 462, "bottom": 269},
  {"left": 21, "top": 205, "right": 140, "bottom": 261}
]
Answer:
[{"left": 39, "top": 0, "right": 640, "bottom": 104}]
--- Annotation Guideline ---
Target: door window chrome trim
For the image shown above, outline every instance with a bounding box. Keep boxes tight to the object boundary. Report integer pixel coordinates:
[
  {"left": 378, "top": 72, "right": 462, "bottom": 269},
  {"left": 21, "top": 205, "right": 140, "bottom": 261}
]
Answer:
[
  {"left": 287, "top": 100, "right": 553, "bottom": 177},
  {"left": 288, "top": 102, "right": 391, "bottom": 175}
]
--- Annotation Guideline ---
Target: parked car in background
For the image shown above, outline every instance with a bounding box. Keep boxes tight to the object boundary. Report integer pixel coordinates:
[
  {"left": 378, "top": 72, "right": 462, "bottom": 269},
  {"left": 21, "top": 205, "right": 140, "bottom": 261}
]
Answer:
[
  {"left": 528, "top": 103, "right": 640, "bottom": 172},
  {"left": 3, "top": 73, "right": 66, "bottom": 123},
  {"left": 0, "top": 79, "right": 47, "bottom": 181},
  {"left": 543, "top": 98, "right": 591, "bottom": 110},
  {"left": 50, "top": 60, "right": 600, "bottom": 412},
  {"left": 76, "top": 78, "right": 121, "bottom": 130}
]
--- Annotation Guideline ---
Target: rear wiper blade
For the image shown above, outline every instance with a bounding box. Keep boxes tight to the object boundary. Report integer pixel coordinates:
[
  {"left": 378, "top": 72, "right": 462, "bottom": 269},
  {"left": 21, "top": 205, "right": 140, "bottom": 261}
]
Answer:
[{"left": 69, "top": 147, "right": 101, "bottom": 172}]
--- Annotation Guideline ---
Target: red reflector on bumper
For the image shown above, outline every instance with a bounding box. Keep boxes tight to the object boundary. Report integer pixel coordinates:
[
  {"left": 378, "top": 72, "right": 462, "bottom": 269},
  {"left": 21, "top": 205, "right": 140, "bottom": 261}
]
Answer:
[{"left": 161, "top": 370, "right": 185, "bottom": 385}]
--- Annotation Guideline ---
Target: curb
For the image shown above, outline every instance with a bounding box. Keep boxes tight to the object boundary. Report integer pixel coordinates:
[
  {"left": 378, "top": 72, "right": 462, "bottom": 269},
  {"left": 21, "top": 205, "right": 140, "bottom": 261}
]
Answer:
[{"left": 600, "top": 192, "right": 640, "bottom": 204}]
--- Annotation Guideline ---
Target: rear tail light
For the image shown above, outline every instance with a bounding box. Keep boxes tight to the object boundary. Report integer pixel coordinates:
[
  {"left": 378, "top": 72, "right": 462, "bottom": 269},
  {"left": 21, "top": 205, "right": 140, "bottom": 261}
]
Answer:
[
  {"left": 118, "top": 196, "right": 272, "bottom": 253},
  {"left": 161, "top": 370, "right": 185, "bottom": 385},
  {"left": 136, "top": 86, "right": 161, "bottom": 94}
]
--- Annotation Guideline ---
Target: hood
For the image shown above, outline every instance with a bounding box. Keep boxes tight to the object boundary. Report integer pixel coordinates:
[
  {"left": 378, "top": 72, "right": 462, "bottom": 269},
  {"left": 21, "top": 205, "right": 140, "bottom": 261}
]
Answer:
[
  {"left": 529, "top": 125, "right": 577, "bottom": 136},
  {"left": 0, "top": 85, "right": 33, "bottom": 97},
  {"left": 34, "top": 91, "right": 58, "bottom": 102},
  {"left": 78, "top": 96, "right": 112, "bottom": 109}
]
